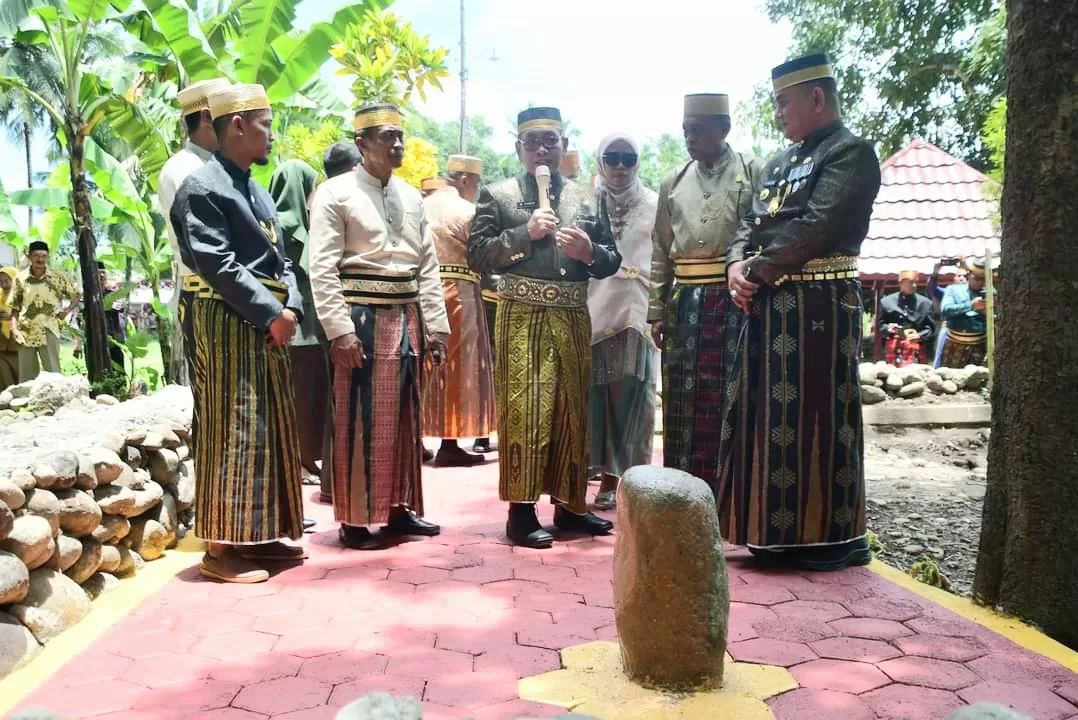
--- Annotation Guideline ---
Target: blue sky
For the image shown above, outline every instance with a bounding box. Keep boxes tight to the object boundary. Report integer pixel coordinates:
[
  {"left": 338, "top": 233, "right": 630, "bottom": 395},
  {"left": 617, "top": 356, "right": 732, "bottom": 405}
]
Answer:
[{"left": 1, "top": 0, "right": 793, "bottom": 221}]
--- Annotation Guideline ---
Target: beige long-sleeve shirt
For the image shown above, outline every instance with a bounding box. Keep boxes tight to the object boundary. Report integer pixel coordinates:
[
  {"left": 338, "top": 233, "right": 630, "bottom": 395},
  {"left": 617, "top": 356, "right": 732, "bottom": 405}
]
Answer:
[
  {"left": 648, "top": 145, "right": 765, "bottom": 321},
  {"left": 423, "top": 186, "right": 475, "bottom": 267},
  {"left": 308, "top": 163, "right": 449, "bottom": 342}
]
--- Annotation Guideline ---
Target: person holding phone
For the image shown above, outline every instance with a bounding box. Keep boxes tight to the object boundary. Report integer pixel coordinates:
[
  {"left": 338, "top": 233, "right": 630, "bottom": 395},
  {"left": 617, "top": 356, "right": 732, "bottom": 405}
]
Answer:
[
  {"left": 939, "top": 255, "right": 996, "bottom": 367},
  {"left": 468, "top": 106, "right": 621, "bottom": 549}
]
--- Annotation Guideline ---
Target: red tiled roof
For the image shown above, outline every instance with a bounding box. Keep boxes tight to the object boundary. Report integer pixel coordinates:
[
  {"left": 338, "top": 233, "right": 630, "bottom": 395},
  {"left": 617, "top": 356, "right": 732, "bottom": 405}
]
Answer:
[{"left": 861, "top": 139, "right": 1000, "bottom": 278}]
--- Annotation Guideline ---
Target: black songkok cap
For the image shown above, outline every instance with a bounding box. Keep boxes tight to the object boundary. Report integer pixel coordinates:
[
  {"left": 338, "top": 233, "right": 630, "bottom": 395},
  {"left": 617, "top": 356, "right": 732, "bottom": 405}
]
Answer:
[{"left": 772, "top": 53, "right": 835, "bottom": 92}]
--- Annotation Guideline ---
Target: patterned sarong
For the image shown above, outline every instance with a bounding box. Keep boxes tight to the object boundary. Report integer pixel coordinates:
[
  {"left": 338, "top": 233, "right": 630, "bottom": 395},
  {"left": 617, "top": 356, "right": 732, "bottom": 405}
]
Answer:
[
  {"left": 422, "top": 278, "right": 495, "bottom": 438},
  {"left": 324, "top": 303, "right": 425, "bottom": 526},
  {"left": 496, "top": 292, "right": 590, "bottom": 512},
  {"left": 718, "top": 278, "right": 867, "bottom": 549},
  {"left": 590, "top": 329, "right": 657, "bottom": 477},
  {"left": 661, "top": 283, "right": 738, "bottom": 491},
  {"left": 183, "top": 288, "right": 304, "bottom": 544},
  {"left": 939, "top": 329, "right": 986, "bottom": 368}
]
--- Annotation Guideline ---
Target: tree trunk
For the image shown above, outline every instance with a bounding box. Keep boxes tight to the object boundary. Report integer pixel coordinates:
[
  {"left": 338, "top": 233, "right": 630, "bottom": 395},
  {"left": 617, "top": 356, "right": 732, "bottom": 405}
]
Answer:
[
  {"left": 23, "top": 124, "right": 33, "bottom": 227},
  {"left": 973, "top": 0, "right": 1078, "bottom": 649},
  {"left": 67, "top": 124, "right": 110, "bottom": 384}
]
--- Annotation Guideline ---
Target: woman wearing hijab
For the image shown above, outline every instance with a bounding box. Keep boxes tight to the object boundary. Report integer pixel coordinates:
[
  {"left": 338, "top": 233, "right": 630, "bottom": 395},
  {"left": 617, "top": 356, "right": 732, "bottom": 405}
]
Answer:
[
  {"left": 0, "top": 266, "right": 20, "bottom": 390},
  {"left": 269, "top": 160, "right": 327, "bottom": 490},
  {"left": 588, "top": 134, "right": 659, "bottom": 509}
]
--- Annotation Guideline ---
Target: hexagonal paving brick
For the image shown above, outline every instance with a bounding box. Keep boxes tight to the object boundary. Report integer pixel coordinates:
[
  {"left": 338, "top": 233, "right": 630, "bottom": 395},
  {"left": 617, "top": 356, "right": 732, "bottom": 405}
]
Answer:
[
  {"left": 209, "top": 652, "right": 304, "bottom": 685},
  {"left": 323, "top": 565, "right": 392, "bottom": 583},
  {"left": 353, "top": 627, "right": 437, "bottom": 655},
  {"left": 768, "top": 688, "right": 876, "bottom": 720},
  {"left": 388, "top": 566, "right": 453, "bottom": 585},
  {"left": 1055, "top": 680, "right": 1078, "bottom": 705},
  {"left": 253, "top": 609, "right": 336, "bottom": 636},
  {"left": 268, "top": 706, "right": 337, "bottom": 720},
  {"left": 959, "top": 682, "right": 1078, "bottom": 720},
  {"left": 385, "top": 647, "right": 475, "bottom": 680},
  {"left": 483, "top": 579, "right": 551, "bottom": 597},
  {"left": 789, "top": 583, "right": 874, "bottom": 604},
  {"left": 754, "top": 617, "right": 837, "bottom": 644},
  {"left": 232, "top": 593, "right": 307, "bottom": 617},
  {"left": 772, "top": 600, "right": 851, "bottom": 623},
  {"left": 436, "top": 627, "right": 517, "bottom": 655},
  {"left": 514, "top": 591, "right": 587, "bottom": 613},
  {"left": 879, "top": 655, "right": 983, "bottom": 692},
  {"left": 894, "top": 633, "right": 990, "bottom": 662},
  {"left": 53, "top": 651, "right": 134, "bottom": 688},
  {"left": 513, "top": 563, "right": 577, "bottom": 583},
  {"left": 114, "top": 629, "right": 200, "bottom": 660},
  {"left": 728, "top": 638, "right": 817, "bottom": 667},
  {"left": 125, "top": 652, "right": 219, "bottom": 688},
  {"left": 474, "top": 644, "right": 562, "bottom": 678},
  {"left": 517, "top": 623, "right": 597, "bottom": 651},
  {"left": 966, "top": 651, "right": 1074, "bottom": 689},
  {"left": 194, "top": 630, "right": 280, "bottom": 660},
  {"left": 481, "top": 607, "right": 555, "bottom": 631},
  {"left": 466, "top": 699, "right": 567, "bottom": 719},
  {"left": 189, "top": 710, "right": 266, "bottom": 720},
  {"left": 328, "top": 674, "right": 426, "bottom": 707},
  {"left": 862, "top": 683, "right": 963, "bottom": 719},
  {"left": 274, "top": 627, "right": 358, "bottom": 658},
  {"left": 829, "top": 617, "right": 914, "bottom": 641},
  {"left": 595, "top": 624, "right": 618, "bottom": 641},
  {"left": 184, "top": 610, "right": 259, "bottom": 637},
  {"left": 729, "top": 583, "right": 796, "bottom": 606},
  {"left": 28, "top": 679, "right": 148, "bottom": 718},
  {"left": 551, "top": 605, "right": 614, "bottom": 631},
  {"left": 132, "top": 678, "right": 242, "bottom": 717},
  {"left": 423, "top": 670, "right": 520, "bottom": 710},
  {"left": 233, "top": 676, "right": 332, "bottom": 715},
  {"left": 810, "top": 637, "right": 902, "bottom": 664},
  {"left": 791, "top": 659, "right": 891, "bottom": 694},
  {"left": 905, "top": 614, "right": 981, "bottom": 637},
  {"left": 298, "top": 650, "right": 388, "bottom": 685},
  {"left": 846, "top": 597, "right": 924, "bottom": 622}
]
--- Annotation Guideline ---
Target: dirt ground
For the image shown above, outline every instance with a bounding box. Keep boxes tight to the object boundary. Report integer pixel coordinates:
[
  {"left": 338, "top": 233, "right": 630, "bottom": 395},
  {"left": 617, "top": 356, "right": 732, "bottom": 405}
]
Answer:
[{"left": 865, "top": 421, "right": 990, "bottom": 596}]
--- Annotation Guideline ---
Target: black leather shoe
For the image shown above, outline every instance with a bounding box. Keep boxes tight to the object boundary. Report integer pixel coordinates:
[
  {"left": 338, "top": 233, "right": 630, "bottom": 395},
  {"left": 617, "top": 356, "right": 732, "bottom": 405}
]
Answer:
[
  {"left": 434, "top": 446, "right": 486, "bottom": 467},
  {"left": 302, "top": 518, "right": 316, "bottom": 530},
  {"left": 339, "top": 525, "right": 388, "bottom": 550},
  {"left": 506, "top": 504, "right": 554, "bottom": 549},
  {"left": 385, "top": 507, "right": 441, "bottom": 536},
  {"left": 472, "top": 438, "right": 496, "bottom": 453},
  {"left": 422, "top": 447, "right": 434, "bottom": 463},
  {"left": 553, "top": 505, "right": 613, "bottom": 536},
  {"left": 796, "top": 537, "right": 873, "bottom": 572}
]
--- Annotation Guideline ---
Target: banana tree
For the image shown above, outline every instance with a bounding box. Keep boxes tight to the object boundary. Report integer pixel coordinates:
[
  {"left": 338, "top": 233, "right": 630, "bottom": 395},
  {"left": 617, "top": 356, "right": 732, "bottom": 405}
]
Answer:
[{"left": 0, "top": 0, "right": 170, "bottom": 383}]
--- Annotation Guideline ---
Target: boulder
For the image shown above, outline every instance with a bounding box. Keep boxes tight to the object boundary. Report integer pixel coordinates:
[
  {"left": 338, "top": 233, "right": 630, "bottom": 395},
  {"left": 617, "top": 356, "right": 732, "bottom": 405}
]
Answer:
[
  {"left": 112, "top": 465, "right": 144, "bottom": 491},
  {"left": 153, "top": 493, "right": 179, "bottom": 549},
  {"left": 10, "top": 568, "right": 93, "bottom": 643},
  {"left": 171, "top": 423, "right": 190, "bottom": 443},
  {"left": 861, "top": 386, "right": 888, "bottom": 405},
  {"left": 127, "top": 518, "right": 168, "bottom": 561},
  {"left": 98, "top": 544, "right": 122, "bottom": 574},
  {"left": 95, "top": 394, "right": 120, "bottom": 406},
  {"left": 94, "top": 484, "right": 138, "bottom": 517},
  {"left": 123, "top": 445, "right": 142, "bottom": 470},
  {"left": 8, "top": 381, "right": 32, "bottom": 399},
  {"left": 148, "top": 449, "right": 179, "bottom": 486},
  {"left": 858, "top": 363, "right": 879, "bottom": 385},
  {"left": 175, "top": 461, "right": 195, "bottom": 510},
  {"left": 31, "top": 451, "right": 79, "bottom": 491},
  {"left": 91, "top": 515, "right": 131, "bottom": 544},
  {"left": 130, "top": 480, "right": 165, "bottom": 516},
  {"left": 125, "top": 429, "right": 148, "bottom": 447},
  {"left": 89, "top": 447, "right": 126, "bottom": 485},
  {"left": 898, "top": 381, "right": 926, "bottom": 399},
  {"left": 0, "top": 499, "right": 12, "bottom": 540},
  {"left": 0, "top": 611, "right": 40, "bottom": 676},
  {"left": 176, "top": 445, "right": 190, "bottom": 462},
  {"left": 942, "top": 380, "right": 959, "bottom": 395},
  {"left": 82, "top": 571, "right": 120, "bottom": 600},
  {"left": 0, "top": 515, "right": 55, "bottom": 570},
  {"left": 0, "top": 478, "right": 26, "bottom": 511},
  {"left": 65, "top": 538, "right": 103, "bottom": 584},
  {"left": 115, "top": 545, "right": 137, "bottom": 576},
  {"left": 884, "top": 373, "right": 904, "bottom": 392},
  {"left": 54, "top": 489, "right": 102, "bottom": 538},
  {"left": 946, "top": 704, "right": 1031, "bottom": 720},
  {"left": 9, "top": 396, "right": 29, "bottom": 410},
  {"left": 10, "top": 468, "right": 36, "bottom": 493},
  {"left": 335, "top": 694, "right": 423, "bottom": 720},
  {"left": 926, "top": 374, "right": 945, "bottom": 394},
  {"left": 101, "top": 432, "right": 127, "bottom": 456},
  {"left": 0, "top": 389, "right": 12, "bottom": 408},
  {"left": 75, "top": 454, "right": 97, "bottom": 490},
  {"left": 46, "top": 534, "right": 83, "bottom": 574},
  {"left": 150, "top": 425, "right": 182, "bottom": 450},
  {"left": 140, "top": 431, "right": 165, "bottom": 452},
  {"left": 965, "top": 365, "right": 991, "bottom": 391},
  {"left": 0, "top": 549, "right": 30, "bottom": 604},
  {"left": 614, "top": 466, "right": 729, "bottom": 691},
  {"left": 23, "top": 488, "right": 61, "bottom": 535}
]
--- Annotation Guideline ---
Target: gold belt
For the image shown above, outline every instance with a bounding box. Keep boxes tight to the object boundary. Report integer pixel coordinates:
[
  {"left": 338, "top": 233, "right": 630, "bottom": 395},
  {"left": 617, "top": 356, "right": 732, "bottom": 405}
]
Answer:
[
  {"left": 498, "top": 273, "right": 588, "bottom": 308},
  {"left": 776, "top": 255, "right": 859, "bottom": 285},
  {"left": 674, "top": 258, "right": 726, "bottom": 285},
  {"left": 481, "top": 289, "right": 500, "bottom": 304},
  {"left": 947, "top": 329, "right": 986, "bottom": 345},
  {"left": 182, "top": 274, "right": 289, "bottom": 304},
  {"left": 340, "top": 269, "right": 419, "bottom": 306},
  {"left": 440, "top": 264, "right": 480, "bottom": 284}
]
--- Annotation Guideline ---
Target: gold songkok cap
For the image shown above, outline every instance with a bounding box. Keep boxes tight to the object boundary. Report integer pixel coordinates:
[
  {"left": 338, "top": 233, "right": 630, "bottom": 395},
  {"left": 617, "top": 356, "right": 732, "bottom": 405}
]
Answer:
[
  {"left": 355, "top": 103, "right": 403, "bottom": 131},
  {"left": 447, "top": 154, "right": 483, "bottom": 175},
  {"left": 684, "top": 94, "right": 730, "bottom": 118},
  {"left": 517, "top": 106, "right": 563, "bottom": 134},
  {"left": 772, "top": 53, "right": 835, "bottom": 92},
  {"left": 898, "top": 270, "right": 918, "bottom": 282},
  {"left": 421, "top": 177, "right": 447, "bottom": 192},
  {"left": 178, "top": 78, "right": 231, "bottom": 116},
  {"left": 207, "top": 83, "right": 270, "bottom": 120}
]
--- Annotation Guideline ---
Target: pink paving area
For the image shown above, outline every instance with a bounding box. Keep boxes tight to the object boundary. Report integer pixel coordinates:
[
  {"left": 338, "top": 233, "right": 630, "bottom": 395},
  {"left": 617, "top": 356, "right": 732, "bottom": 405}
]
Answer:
[{"left": 11, "top": 452, "right": 1078, "bottom": 720}]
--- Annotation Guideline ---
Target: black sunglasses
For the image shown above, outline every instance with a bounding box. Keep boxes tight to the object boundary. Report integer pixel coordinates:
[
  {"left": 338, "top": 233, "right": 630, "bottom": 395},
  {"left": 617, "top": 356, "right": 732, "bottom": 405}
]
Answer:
[{"left": 602, "top": 151, "right": 638, "bottom": 168}]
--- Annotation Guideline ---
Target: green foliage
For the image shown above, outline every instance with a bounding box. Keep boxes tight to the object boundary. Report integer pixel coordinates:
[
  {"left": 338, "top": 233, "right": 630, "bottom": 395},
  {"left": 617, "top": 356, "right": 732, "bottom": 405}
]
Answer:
[
  {"left": 761, "top": 0, "right": 1006, "bottom": 169},
  {"left": 404, "top": 112, "right": 523, "bottom": 183},
  {"left": 636, "top": 134, "right": 690, "bottom": 192},
  {"left": 866, "top": 530, "right": 885, "bottom": 555},
  {"left": 279, "top": 119, "right": 349, "bottom": 182},
  {"left": 331, "top": 8, "right": 449, "bottom": 108},
  {"left": 909, "top": 555, "right": 953, "bottom": 592}
]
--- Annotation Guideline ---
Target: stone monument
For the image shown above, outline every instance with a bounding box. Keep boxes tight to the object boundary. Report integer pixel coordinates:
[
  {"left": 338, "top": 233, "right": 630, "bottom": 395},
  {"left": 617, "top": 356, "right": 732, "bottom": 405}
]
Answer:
[{"left": 613, "top": 466, "right": 730, "bottom": 691}]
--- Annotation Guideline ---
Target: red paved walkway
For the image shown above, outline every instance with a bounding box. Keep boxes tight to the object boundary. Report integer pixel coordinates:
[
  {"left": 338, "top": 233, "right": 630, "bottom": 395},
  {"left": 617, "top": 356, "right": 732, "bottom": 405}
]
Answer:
[{"left": 11, "top": 454, "right": 1078, "bottom": 720}]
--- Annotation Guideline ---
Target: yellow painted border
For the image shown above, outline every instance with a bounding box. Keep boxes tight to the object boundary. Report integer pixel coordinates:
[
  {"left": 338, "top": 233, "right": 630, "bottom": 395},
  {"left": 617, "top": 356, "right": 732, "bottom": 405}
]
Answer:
[
  {"left": 868, "top": 559, "right": 1078, "bottom": 673},
  {"left": 0, "top": 536, "right": 204, "bottom": 716}
]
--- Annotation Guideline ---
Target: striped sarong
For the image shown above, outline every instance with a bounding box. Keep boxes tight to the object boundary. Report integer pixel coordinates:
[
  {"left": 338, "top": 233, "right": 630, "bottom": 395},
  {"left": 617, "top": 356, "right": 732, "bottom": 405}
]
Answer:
[
  {"left": 661, "top": 282, "right": 739, "bottom": 491},
  {"left": 939, "top": 329, "right": 986, "bottom": 368},
  {"left": 422, "top": 277, "right": 495, "bottom": 438},
  {"left": 496, "top": 278, "right": 590, "bottom": 512},
  {"left": 324, "top": 303, "right": 425, "bottom": 526},
  {"left": 183, "top": 284, "right": 304, "bottom": 544},
  {"left": 718, "top": 277, "right": 867, "bottom": 549}
]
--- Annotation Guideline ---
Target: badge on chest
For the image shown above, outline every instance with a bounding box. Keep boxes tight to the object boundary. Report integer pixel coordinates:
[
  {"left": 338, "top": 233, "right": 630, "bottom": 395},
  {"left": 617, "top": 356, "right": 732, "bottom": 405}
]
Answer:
[{"left": 785, "top": 156, "right": 814, "bottom": 193}]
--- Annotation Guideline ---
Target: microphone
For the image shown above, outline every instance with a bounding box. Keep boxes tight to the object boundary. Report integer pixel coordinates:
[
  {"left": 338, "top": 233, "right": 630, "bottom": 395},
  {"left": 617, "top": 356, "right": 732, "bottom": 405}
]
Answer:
[{"left": 535, "top": 165, "right": 551, "bottom": 211}]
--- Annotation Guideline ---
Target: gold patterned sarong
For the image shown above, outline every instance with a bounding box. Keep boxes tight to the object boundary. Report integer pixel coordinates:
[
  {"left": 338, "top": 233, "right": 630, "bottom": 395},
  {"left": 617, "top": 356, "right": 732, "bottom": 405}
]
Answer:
[{"left": 496, "top": 297, "right": 590, "bottom": 512}]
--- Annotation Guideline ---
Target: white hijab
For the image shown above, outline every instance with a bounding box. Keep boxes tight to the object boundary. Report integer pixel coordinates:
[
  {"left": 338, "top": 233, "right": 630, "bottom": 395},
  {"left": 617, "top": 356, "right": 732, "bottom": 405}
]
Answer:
[{"left": 588, "top": 132, "right": 658, "bottom": 346}]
